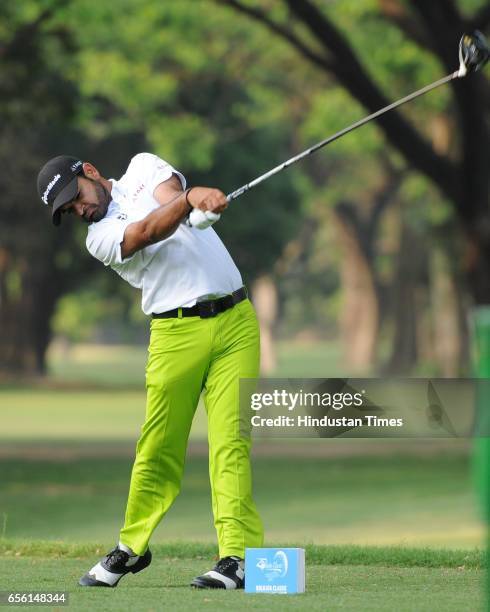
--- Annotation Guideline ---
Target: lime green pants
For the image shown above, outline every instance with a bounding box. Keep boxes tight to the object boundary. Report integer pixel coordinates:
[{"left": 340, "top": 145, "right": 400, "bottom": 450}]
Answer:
[{"left": 119, "top": 299, "right": 263, "bottom": 558}]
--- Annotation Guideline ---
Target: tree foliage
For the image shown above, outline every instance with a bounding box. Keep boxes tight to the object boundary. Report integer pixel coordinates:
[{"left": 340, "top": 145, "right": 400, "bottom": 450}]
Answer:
[
  {"left": 1, "top": 0, "right": 488, "bottom": 375},
  {"left": 216, "top": 0, "right": 490, "bottom": 303}
]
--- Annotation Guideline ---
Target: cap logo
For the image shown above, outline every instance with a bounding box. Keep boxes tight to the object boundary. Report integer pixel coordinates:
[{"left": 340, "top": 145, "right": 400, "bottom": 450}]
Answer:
[
  {"left": 42, "top": 173, "right": 61, "bottom": 205},
  {"left": 71, "top": 160, "right": 82, "bottom": 172}
]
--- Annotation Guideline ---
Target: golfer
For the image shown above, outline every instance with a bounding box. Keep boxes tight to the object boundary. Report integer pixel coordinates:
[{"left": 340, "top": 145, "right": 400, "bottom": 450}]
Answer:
[{"left": 37, "top": 153, "right": 263, "bottom": 589}]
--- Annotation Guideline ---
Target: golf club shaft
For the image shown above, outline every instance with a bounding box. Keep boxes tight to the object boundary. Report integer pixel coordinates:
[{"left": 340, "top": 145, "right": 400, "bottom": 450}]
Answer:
[{"left": 226, "top": 70, "right": 460, "bottom": 202}]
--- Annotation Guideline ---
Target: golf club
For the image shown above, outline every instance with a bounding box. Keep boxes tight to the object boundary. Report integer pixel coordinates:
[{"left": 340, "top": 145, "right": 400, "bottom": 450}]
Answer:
[{"left": 189, "top": 31, "right": 489, "bottom": 228}]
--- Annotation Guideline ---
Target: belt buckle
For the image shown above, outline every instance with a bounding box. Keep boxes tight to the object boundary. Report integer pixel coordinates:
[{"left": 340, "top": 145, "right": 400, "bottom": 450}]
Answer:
[{"left": 198, "top": 300, "right": 218, "bottom": 319}]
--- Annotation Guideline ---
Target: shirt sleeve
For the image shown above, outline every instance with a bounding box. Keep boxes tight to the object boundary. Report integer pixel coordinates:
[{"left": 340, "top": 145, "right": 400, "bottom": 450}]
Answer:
[
  {"left": 86, "top": 217, "right": 137, "bottom": 267},
  {"left": 128, "top": 152, "right": 186, "bottom": 195}
]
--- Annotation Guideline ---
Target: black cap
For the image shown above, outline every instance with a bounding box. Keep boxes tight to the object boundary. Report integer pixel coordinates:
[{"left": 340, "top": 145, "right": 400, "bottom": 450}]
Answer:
[{"left": 37, "top": 155, "right": 84, "bottom": 226}]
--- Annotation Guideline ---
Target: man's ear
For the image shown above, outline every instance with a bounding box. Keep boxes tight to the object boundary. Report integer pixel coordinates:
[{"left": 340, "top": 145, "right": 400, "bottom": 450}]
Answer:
[{"left": 82, "top": 162, "right": 101, "bottom": 180}]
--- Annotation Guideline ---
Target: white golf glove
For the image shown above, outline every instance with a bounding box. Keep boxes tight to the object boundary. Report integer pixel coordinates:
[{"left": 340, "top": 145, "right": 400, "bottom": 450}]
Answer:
[{"left": 187, "top": 208, "right": 221, "bottom": 230}]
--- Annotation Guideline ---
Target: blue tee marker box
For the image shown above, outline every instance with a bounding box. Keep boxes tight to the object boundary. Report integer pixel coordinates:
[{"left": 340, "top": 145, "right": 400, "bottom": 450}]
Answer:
[{"left": 245, "top": 548, "right": 305, "bottom": 594}]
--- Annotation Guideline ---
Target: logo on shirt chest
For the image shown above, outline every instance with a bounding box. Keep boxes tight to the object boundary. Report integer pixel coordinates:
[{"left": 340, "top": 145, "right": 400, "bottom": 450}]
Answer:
[
  {"left": 117, "top": 212, "right": 128, "bottom": 220},
  {"left": 132, "top": 183, "right": 145, "bottom": 202}
]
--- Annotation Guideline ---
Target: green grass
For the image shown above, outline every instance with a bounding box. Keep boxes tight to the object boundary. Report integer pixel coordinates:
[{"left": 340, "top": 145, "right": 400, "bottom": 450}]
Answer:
[
  {"left": 0, "top": 453, "right": 483, "bottom": 548},
  {"left": 44, "top": 341, "right": 348, "bottom": 387},
  {"left": 0, "top": 548, "right": 483, "bottom": 611},
  {"left": 0, "top": 388, "right": 209, "bottom": 440},
  {"left": 1, "top": 338, "right": 346, "bottom": 441},
  {"left": 47, "top": 343, "right": 149, "bottom": 387},
  {"left": 0, "top": 540, "right": 484, "bottom": 568},
  {"left": 273, "top": 340, "right": 348, "bottom": 377},
  {"left": 1, "top": 341, "right": 486, "bottom": 608}
]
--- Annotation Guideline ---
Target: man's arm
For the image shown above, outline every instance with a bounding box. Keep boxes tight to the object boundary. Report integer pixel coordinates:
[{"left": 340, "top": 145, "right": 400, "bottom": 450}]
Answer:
[
  {"left": 120, "top": 180, "right": 228, "bottom": 259},
  {"left": 152, "top": 175, "right": 185, "bottom": 207}
]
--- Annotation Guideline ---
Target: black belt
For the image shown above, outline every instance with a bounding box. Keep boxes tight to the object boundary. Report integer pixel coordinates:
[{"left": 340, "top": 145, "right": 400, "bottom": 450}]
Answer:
[{"left": 152, "top": 287, "right": 248, "bottom": 319}]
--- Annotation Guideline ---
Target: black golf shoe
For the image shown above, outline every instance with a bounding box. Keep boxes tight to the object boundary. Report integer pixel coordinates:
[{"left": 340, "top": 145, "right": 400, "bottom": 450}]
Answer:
[
  {"left": 191, "top": 556, "right": 245, "bottom": 589},
  {"left": 78, "top": 546, "right": 152, "bottom": 587}
]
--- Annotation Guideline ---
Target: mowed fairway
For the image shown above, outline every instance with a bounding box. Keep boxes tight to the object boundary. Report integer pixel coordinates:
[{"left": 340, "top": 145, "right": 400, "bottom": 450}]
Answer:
[
  {"left": 0, "top": 381, "right": 485, "bottom": 548},
  {"left": 0, "top": 343, "right": 486, "bottom": 609},
  {"left": 0, "top": 543, "right": 484, "bottom": 611},
  {"left": 44, "top": 340, "right": 348, "bottom": 387},
  {"left": 0, "top": 449, "right": 483, "bottom": 548}
]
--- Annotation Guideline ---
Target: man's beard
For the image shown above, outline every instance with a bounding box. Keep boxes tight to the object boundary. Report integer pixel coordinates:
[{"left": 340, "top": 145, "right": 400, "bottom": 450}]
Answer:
[{"left": 90, "top": 181, "right": 111, "bottom": 223}]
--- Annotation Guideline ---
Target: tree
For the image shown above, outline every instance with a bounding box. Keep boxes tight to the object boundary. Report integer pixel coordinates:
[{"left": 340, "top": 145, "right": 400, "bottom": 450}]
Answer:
[
  {"left": 0, "top": 2, "right": 152, "bottom": 374},
  {"left": 0, "top": 0, "right": 306, "bottom": 375},
  {"left": 0, "top": 0, "right": 82, "bottom": 375},
  {"left": 216, "top": 0, "right": 490, "bottom": 307}
]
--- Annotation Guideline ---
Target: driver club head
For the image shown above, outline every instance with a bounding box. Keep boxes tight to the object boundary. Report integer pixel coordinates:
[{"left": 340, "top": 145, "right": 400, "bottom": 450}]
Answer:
[{"left": 458, "top": 30, "right": 490, "bottom": 76}]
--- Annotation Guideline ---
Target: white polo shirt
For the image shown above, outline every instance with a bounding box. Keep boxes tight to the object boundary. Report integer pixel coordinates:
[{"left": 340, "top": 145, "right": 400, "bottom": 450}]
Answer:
[{"left": 86, "top": 153, "right": 243, "bottom": 315}]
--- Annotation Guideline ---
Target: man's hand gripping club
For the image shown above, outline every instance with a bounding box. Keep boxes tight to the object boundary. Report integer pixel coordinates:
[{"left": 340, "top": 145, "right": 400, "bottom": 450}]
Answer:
[
  {"left": 186, "top": 187, "right": 227, "bottom": 229},
  {"left": 121, "top": 185, "right": 228, "bottom": 259}
]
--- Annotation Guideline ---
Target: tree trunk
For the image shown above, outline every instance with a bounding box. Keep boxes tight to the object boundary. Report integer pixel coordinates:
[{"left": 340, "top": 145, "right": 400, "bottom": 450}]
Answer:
[
  {"left": 0, "top": 252, "right": 60, "bottom": 375},
  {"left": 251, "top": 275, "right": 278, "bottom": 374},
  {"left": 332, "top": 211, "right": 379, "bottom": 372},
  {"left": 386, "top": 218, "right": 426, "bottom": 373},
  {"left": 430, "top": 227, "right": 471, "bottom": 376},
  {"left": 430, "top": 249, "right": 463, "bottom": 376}
]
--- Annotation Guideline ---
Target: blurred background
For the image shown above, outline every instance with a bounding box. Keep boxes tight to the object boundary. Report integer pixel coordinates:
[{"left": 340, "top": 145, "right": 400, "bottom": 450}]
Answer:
[{"left": 0, "top": 0, "right": 488, "bottom": 554}]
